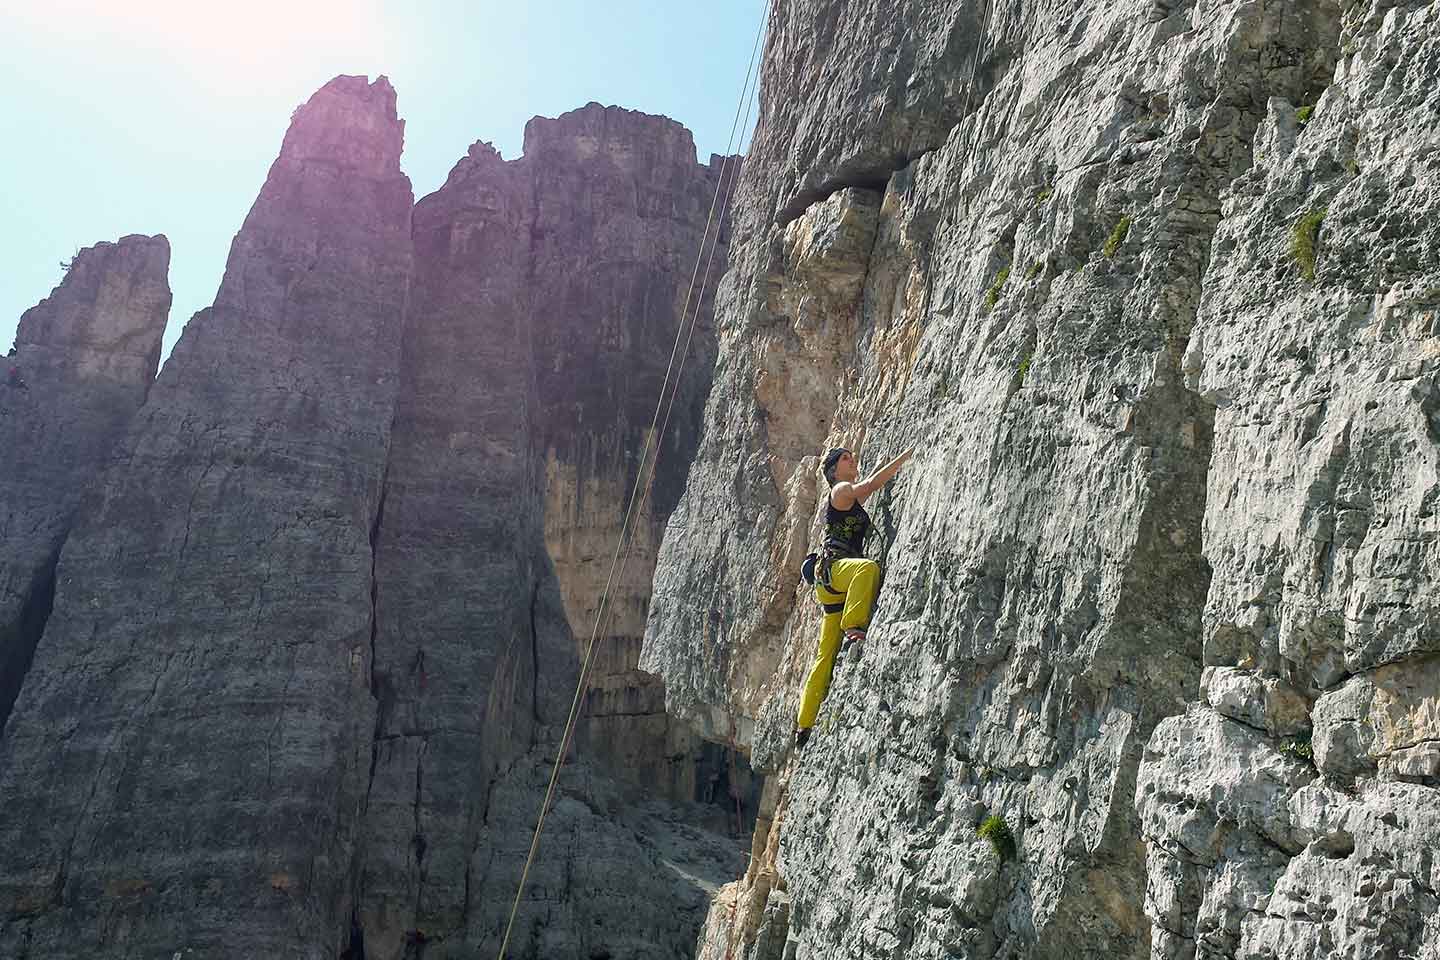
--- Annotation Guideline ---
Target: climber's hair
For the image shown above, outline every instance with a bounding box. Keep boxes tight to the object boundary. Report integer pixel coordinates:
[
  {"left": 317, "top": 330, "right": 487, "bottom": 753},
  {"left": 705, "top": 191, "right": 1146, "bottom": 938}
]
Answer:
[{"left": 822, "top": 447, "right": 849, "bottom": 487}]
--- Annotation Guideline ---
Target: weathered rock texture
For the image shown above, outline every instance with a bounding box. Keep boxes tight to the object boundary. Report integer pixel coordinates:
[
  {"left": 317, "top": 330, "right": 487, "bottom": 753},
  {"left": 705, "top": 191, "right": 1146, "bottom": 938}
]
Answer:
[
  {"left": 644, "top": 0, "right": 1436, "bottom": 958},
  {"left": 357, "top": 106, "right": 748, "bottom": 958},
  {"left": 525, "top": 107, "right": 755, "bottom": 819},
  {"left": 0, "top": 75, "right": 415, "bottom": 958},
  {"left": 357, "top": 134, "right": 548, "bottom": 959},
  {"left": 0, "top": 235, "right": 171, "bottom": 733},
  {"left": 1137, "top": 2, "right": 1440, "bottom": 956},
  {"left": 0, "top": 85, "right": 746, "bottom": 959}
]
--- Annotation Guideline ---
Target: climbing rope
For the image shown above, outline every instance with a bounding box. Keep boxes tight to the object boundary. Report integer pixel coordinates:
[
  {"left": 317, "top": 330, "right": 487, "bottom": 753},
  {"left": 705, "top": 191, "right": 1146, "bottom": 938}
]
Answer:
[
  {"left": 960, "top": 0, "right": 994, "bottom": 149},
  {"left": 493, "top": 6, "right": 772, "bottom": 959}
]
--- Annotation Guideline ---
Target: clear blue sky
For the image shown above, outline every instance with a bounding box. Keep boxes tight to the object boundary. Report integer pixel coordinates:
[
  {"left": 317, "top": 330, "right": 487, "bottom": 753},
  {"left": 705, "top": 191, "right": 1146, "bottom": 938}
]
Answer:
[{"left": 1, "top": 1, "right": 765, "bottom": 363}]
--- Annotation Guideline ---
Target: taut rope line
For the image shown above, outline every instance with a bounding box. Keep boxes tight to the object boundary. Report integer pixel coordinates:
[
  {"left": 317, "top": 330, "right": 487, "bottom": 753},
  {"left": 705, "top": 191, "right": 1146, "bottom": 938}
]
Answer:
[{"left": 494, "top": 5, "right": 772, "bottom": 958}]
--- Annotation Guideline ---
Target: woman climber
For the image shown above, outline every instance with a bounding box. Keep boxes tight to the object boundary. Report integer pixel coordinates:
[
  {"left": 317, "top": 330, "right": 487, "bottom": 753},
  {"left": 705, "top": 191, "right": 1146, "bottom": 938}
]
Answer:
[{"left": 794, "top": 445, "right": 912, "bottom": 749}]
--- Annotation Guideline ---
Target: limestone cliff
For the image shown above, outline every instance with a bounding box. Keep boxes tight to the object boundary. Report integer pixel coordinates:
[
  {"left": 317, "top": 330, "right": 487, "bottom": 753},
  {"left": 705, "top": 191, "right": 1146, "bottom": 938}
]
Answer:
[
  {"left": 0, "top": 75, "right": 414, "bottom": 959},
  {"left": 0, "top": 81, "right": 745, "bottom": 960},
  {"left": 643, "top": 1, "right": 1438, "bottom": 958},
  {"left": 524, "top": 106, "right": 759, "bottom": 825},
  {"left": 356, "top": 106, "right": 748, "bottom": 958},
  {"left": 1136, "top": 4, "right": 1440, "bottom": 955},
  {"left": 0, "top": 235, "right": 171, "bottom": 734}
]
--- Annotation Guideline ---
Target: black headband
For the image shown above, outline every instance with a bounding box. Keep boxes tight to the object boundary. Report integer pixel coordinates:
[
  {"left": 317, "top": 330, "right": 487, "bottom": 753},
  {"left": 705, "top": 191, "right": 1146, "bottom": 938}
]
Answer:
[{"left": 822, "top": 447, "right": 849, "bottom": 480}]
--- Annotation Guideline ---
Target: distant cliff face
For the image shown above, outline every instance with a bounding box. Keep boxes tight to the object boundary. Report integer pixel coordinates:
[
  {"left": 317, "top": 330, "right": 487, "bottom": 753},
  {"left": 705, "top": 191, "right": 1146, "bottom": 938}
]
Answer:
[
  {"left": 0, "top": 81, "right": 743, "bottom": 959},
  {"left": 521, "top": 107, "right": 759, "bottom": 822},
  {"left": 0, "top": 234, "right": 171, "bottom": 733},
  {"left": 0, "top": 75, "right": 415, "bottom": 959},
  {"left": 643, "top": 1, "right": 1437, "bottom": 959},
  {"left": 359, "top": 105, "right": 748, "bottom": 957}
]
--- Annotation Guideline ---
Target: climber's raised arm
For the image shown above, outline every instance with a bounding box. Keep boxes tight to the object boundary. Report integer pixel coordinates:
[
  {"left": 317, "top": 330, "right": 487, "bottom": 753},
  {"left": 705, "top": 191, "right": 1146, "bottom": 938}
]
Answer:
[{"left": 831, "top": 448, "right": 912, "bottom": 509}]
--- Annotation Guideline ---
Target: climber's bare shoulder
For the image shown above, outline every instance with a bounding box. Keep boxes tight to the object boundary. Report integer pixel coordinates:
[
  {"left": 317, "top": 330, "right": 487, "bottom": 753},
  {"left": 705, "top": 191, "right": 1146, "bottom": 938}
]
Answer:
[{"left": 830, "top": 481, "right": 859, "bottom": 509}]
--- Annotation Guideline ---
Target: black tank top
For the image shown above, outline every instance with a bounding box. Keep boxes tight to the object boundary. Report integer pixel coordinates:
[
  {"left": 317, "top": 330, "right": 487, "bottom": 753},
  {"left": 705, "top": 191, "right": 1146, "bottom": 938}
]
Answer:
[{"left": 824, "top": 496, "right": 871, "bottom": 558}]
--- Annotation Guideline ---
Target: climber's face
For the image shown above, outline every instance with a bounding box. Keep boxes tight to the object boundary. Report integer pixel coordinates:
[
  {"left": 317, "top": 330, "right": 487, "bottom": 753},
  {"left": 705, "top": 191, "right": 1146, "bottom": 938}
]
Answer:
[{"left": 835, "top": 451, "right": 859, "bottom": 483}]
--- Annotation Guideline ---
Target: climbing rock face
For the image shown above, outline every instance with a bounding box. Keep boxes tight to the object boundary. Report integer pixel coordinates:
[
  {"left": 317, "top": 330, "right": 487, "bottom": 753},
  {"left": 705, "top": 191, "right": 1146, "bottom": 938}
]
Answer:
[
  {"left": 0, "top": 75, "right": 414, "bottom": 959},
  {"left": 1137, "top": 3, "right": 1440, "bottom": 957},
  {"left": 0, "top": 234, "right": 171, "bottom": 734},
  {"left": 642, "top": 0, "right": 1425, "bottom": 958}
]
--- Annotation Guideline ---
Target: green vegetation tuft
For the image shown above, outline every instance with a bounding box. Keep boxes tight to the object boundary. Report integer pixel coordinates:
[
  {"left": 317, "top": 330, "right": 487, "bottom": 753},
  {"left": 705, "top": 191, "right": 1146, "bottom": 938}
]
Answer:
[
  {"left": 1026, "top": 259, "right": 1045, "bottom": 280},
  {"left": 1279, "top": 732, "right": 1314, "bottom": 762},
  {"left": 1291, "top": 208, "right": 1327, "bottom": 281},
  {"left": 1034, "top": 186, "right": 1053, "bottom": 206},
  {"left": 1017, "top": 351, "right": 1033, "bottom": 385},
  {"left": 1296, "top": 104, "right": 1315, "bottom": 125},
  {"left": 985, "top": 264, "right": 1011, "bottom": 310},
  {"left": 978, "top": 814, "right": 1017, "bottom": 861},
  {"left": 1102, "top": 215, "right": 1132, "bottom": 258}
]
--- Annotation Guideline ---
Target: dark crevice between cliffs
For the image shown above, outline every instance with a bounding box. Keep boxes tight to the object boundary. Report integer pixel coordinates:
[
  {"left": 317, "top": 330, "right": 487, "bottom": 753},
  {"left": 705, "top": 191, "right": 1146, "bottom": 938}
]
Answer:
[
  {"left": 365, "top": 473, "right": 391, "bottom": 796},
  {"left": 0, "top": 549, "right": 60, "bottom": 740},
  {"left": 339, "top": 910, "right": 367, "bottom": 960},
  {"left": 343, "top": 460, "right": 393, "bottom": 960}
]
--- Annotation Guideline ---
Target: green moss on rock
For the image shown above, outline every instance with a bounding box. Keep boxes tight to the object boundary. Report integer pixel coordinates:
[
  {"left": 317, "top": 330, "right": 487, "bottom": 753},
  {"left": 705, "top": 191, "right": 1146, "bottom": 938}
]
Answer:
[
  {"left": 978, "top": 814, "right": 1016, "bottom": 861},
  {"left": 1102, "top": 215, "right": 1132, "bottom": 258},
  {"left": 985, "top": 264, "right": 1011, "bottom": 310},
  {"left": 1292, "top": 208, "right": 1326, "bottom": 281}
]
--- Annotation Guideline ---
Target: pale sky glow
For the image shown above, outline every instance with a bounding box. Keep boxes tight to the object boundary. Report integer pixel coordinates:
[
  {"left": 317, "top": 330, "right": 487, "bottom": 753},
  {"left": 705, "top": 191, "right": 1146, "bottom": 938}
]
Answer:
[
  {"left": 5, "top": 1, "right": 398, "bottom": 93},
  {"left": 1, "top": 1, "right": 764, "bottom": 362}
]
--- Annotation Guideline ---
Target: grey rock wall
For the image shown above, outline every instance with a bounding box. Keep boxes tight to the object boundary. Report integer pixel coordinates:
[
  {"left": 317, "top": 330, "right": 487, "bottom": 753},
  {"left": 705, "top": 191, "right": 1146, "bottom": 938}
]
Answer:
[
  {"left": 0, "top": 235, "right": 171, "bottom": 733},
  {"left": 0, "top": 75, "right": 415, "bottom": 959},
  {"left": 356, "top": 136, "right": 548, "bottom": 959},
  {"left": 0, "top": 82, "right": 746, "bottom": 960},
  {"left": 642, "top": 0, "right": 1431, "bottom": 958},
  {"left": 1137, "top": 2, "right": 1440, "bottom": 956},
  {"left": 357, "top": 111, "right": 749, "bottom": 958}
]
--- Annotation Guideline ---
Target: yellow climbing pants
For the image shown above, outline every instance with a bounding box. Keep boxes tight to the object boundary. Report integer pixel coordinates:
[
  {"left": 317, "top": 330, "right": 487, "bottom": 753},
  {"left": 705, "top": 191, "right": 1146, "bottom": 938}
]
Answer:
[{"left": 796, "top": 557, "right": 879, "bottom": 730}]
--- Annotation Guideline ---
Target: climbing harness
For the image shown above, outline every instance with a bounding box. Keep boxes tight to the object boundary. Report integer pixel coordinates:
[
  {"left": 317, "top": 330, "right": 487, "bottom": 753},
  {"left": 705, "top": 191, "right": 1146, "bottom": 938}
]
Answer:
[
  {"left": 493, "top": 6, "right": 772, "bottom": 959},
  {"left": 799, "top": 551, "right": 844, "bottom": 613},
  {"left": 799, "top": 492, "right": 872, "bottom": 606}
]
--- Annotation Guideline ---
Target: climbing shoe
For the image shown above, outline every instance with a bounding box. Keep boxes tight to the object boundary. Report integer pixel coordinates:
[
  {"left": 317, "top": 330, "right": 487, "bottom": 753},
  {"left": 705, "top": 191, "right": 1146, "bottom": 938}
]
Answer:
[{"left": 794, "top": 727, "right": 811, "bottom": 750}]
